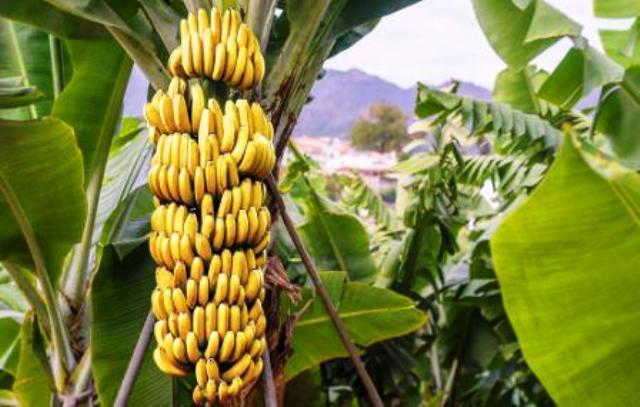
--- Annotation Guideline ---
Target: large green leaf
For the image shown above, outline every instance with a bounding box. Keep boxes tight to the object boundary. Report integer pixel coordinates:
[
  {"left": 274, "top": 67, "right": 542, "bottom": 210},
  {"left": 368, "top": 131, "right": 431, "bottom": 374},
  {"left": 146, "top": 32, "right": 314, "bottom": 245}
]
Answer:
[
  {"left": 595, "top": 67, "right": 640, "bottom": 168},
  {"left": 91, "top": 245, "right": 171, "bottom": 406},
  {"left": 52, "top": 39, "right": 132, "bottom": 180},
  {"left": 0, "top": 77, "right": 44, "bottom": 109},
  {"left": 0, "top": 315, "right": 21, "bottom": 376},
  {"left": 0, "top": 0, "right": 107, "bottom": 39},
  {"left": 12, "top": 313, "right": 52, "bottom": 407},
  {"left": 285, "top": 271, "right": 427, "bottom": 380},
  {"left": 538, "top": 42, "right": 624, "bottom": 108},
  {"left": 493, "top": 67, "right": 539, "bottom": 114},
  {"left": 298, "top": 191, "right": 377, "bottom": 282},
  {"left": 600, "top": 25, "right": 640, "bottom": 68},
  {"left": 594, "top": 0, "right": 640, "bottom": 18},
  {"left": 0, "top": 118, "right": 85, "bottom": 282},
  {"left": 472, "top": 0, "right": 580, "bottom": 68},
  {"left": 0, "top": 20, "right": 53, "bottom": 118},
  {"left": 490, "top": 137, "right": 640, "bottom": 405}
]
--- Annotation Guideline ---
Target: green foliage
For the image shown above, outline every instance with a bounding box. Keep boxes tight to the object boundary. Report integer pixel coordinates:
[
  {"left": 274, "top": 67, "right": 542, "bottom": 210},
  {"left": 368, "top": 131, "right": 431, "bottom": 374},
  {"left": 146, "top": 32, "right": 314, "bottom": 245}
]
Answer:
[
  {"left": 285, "top": 271, "right": 427, "bottom": 380},
  {"left": 491, "top": 137, "right": 640, "bottom": 405},
  {"left": 350, "top": 103, "right": 410, "bottom": 154}
]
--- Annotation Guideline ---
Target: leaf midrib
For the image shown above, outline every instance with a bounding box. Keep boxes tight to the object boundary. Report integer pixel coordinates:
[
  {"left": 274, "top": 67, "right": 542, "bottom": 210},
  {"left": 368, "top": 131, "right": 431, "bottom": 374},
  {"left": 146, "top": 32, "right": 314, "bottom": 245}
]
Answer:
[{"left": 296, "top": 304, "right": 416, "bottom": 327}]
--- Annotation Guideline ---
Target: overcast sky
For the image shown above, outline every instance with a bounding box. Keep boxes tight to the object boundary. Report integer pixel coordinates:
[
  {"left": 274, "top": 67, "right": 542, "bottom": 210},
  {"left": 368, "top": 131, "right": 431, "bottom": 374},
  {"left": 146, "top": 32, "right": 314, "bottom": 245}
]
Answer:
[{"left": 325, "top": 0, "right": 633, "bottom": 89}]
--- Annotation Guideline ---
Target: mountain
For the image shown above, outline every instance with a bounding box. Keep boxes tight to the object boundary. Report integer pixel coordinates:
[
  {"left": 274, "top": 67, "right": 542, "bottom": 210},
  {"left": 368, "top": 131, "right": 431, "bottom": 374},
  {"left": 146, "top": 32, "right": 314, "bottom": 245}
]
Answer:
[{"left": 293, "top": 69, "right": 492, "bottom": 138}]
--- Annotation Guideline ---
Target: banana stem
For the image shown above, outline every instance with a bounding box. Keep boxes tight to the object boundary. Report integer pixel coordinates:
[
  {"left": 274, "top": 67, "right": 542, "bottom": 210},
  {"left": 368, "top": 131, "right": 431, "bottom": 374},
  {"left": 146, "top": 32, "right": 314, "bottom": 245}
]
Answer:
[
  {"left": 114, "top": 311, "right": 155, "bottom": 407},
  {"left": 261, "top": 348, "right": 277, "bottom": 407},
  {"left": 49, "top": 35, "right": 64, "bottom": 99},
  {"left": 0, "top": 174, "right": 75, "bottom": 388},
  {"left": 266, "top": 175, "right": 384, "bottom": 407},
  {"left": 7, "top": 21, "right": 37, "bottom": 119}
]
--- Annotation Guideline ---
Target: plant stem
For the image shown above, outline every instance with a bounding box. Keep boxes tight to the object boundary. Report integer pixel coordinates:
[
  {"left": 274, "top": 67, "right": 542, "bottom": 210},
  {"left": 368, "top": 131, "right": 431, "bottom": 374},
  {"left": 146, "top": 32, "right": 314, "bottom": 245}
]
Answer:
[
  {"left": 261, "top": 348, "right": 277, "bottom": 407},
  {"left": 2, "top": 261, "right": 51, "bottom": 336},
  {"left": 266, "top": 175, "right": 384, "bottom": 407},
  {"left": 0, "top": 174, "right": 75, "bottom": 389},
  {"left": 7, "top": 21, "right": 37, "bottom": 119},
  {"left": 49, "top": 35, "right": 64, "bottom": 99},
  {"left": 246, "top": 0, "right": 276, "bottom": 53},
  {"left": 114, "top": 310, "right": 155, "bottom": 407}
]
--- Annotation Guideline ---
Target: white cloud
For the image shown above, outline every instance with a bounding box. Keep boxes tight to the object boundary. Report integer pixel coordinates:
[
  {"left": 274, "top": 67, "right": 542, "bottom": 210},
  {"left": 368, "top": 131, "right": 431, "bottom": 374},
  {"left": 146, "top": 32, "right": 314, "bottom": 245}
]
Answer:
[{"left": 325, "top": 0, "right": 633, "bottom": 89}]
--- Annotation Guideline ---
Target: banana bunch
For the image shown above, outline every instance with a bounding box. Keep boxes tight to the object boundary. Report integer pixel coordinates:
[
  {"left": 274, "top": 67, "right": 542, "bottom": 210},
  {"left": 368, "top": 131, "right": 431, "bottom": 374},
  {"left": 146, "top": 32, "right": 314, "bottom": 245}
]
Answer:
[
  {"left": 145, "top": 6, "right": 274, "bottom": 405},
  {"left": 167, "top": 8, "right": 265, "bottom": 90}
]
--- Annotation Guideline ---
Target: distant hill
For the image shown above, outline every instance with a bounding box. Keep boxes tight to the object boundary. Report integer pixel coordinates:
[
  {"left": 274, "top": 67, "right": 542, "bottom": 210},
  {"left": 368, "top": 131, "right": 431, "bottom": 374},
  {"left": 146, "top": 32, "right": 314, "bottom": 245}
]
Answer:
[{"left": 293, "top": 69, "right": 492, "bottom": 138}]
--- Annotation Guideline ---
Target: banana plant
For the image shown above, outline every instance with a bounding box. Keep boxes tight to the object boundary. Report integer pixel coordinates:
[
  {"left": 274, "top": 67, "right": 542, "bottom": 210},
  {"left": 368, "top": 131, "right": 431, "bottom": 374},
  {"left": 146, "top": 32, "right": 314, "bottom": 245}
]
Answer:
[{"left": 0, "top": 0, "right": 425, "bottom": 405}]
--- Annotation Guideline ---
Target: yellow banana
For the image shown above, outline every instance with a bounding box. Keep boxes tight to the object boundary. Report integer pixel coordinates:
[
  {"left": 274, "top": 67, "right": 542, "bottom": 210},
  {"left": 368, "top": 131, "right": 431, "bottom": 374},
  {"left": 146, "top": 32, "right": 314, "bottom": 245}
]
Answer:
[
  {"left": 187, "top": 257, "right": 202, "bottom": 281},
  {"left": 230, "top": 46, "right": 247, "bottom": 86},
  {"left": 231, "top": 331, "right": 247, "bottom": 362},
  {"left": 255, "top": 233, "right": 270, "bottom": 254},
  {"left": 172, "top": 287, "right": 188, "bottom": 313},
  {"left": 208, "top": 254, "right": 222, "bottom": 287},
  {"left": 203, "top": 28, "right": 214, "bottom": 77},
  {"left": 178, "top": 311, "right": 192, "bottom": 340},
  {"left": 221, "top": 9, "right": 230, "bottom": 45},
  {"left": 173, "top": 261, "right": 187, "bottom": 289},
  {"left": 166, "top": 165, "right": 181, "bottom": 202},
  {"left": 249, "top": 300, "right": 263, "bottom": 321},
  {"left": 210, "top": 7, "right": 221, "bottom": 45},
  {"left": 246, "top": 269, "right": 262, "bottom": 303},
  {"left": 144, "top": 103, "right": 163, "bottom": 130},
  {"left": 224, "top": 37, "right": 238, "bottom": 82},
  {"left": 168, "top": 313, "right": 179, "bottom": 337},
  {"left": 197, "top": 8, "right": 209, "bottom": 35},
  {"left": 204, "top": 161, "right": 216, "bottom": 195},
  {"left": 236, "top": 24, "right": 248, "bottom": 47},
  {"left": 190, "top": 82, "right": 205, "bottom": 132},
  {"left": 172, "top": 337, "right": 189, "bottom": 363},
  {"left": 214, "top": 273, "right": 228, "bottom": 305},
  {"left": 249, "top": 338, "right": 261, "bottom": 359},
  {"left": 151, "top": 288, "right": 167, "bottom": 320},
  {"left": 186, "top": 332, "right": 201, "bottom": 363},
  {"left": 178, "top": 167, "right": 194, "bottom": 205},
  {"left": 255, "top": 315, "right": 266, "bottom": 337},
  {"left": 217, "top": 303, "right": 230, "bottom": 337},
  {"left": 187, "top": 139, "right": 199, "bottom": 176},
  {"left": 153, "top": 347, "right": 189, "bottom": 377},
  {"left": 216, "top": 154, "right": 228, "bottom": 191},
  {"left": 193, "top": 306, "right": 206, "bottom": 345},
  {"left": 251, "top": 181, "right": 263, "bottom": 208},
  {"left": 206, "top": 358, "right": 220, "bottom": 380},
  {"left": 184, "top": 213, "right": 198, "bottom": 244},
  {"left": 173, "top": 205, "right": 187, "bottom": 234},
  {"left": 195, "top": 358, "right": 207, "bottom": 387},
  {"left": 211, "top": 42, "right": 227, "bottom": 81},
  {"left": 201, "top": 193, "right": 214, "bottom": 217},
  {"left": 229, "top": 305, "right": 241, "bottom": 333},
  {"left": 228, "top": 274, "right": 240, "bottom": 305},
  {"left": 247, "top": 207, "right": 259, "bottom": 243},
  {"left": 236, "top": 210, "right": 248, "bottom": 245},
  {"left": 238, "top": 141, "right": 257, "bottom": 174},
  {"left": 253, "top": 51, "right": 265, "bottom": 87},
  {"left": 198, "top": 276, "right": 209, "bottom": 306},
  {"left": 226, "top": 154, "right": 240, "bottom": 187},
  {"left": 167, "top": 47, "right": 184, "bottom": 78},
  {"left": 195, "top": 233, "right": 212, "bottom": 261},
  {"left": 173, "top": 95, "right": 191, "bottom": 133},
  {"left": 154, "top": 320, "right": 168, "bottom": 345},
  {"left": 222, "top": 354, "right": 252, "bottom": 381},
  {"left": 255, "top": 208, "right": 269, "bottom": 244},
  {"left": 193, "top": 385, "right": 205, "bottom": 406},
  {"left": 205, "top": 302, "right": 216, "bottom": 336},
  {"left": 231, "top": 124, "right": 249, "bottom": 163},
  {"left": 240, "top": 179, "right": 252, "bottom": 210},
  {"left": 151, "top": 205, "right": 166, "bottom": 232},
  {"left": 205, "top": 380, "right": 217, "bottom": 403},
  {"left": 217, "top": 188, "right": 231, "bottom": 218},
  {"left": 221, "top": 249, "right": 232, "bottom": 275},
  {"left": 212, "top": 217, "right": 225, "bottom": 251},
  {"left": 160, "top": 94, "right": 176, "bottom": 134},
  {"left": 201, "top": 214, "right": 214, "bottom": 240},
  {"left": 219, "top": 330, "right": 234, "bottom": 362},
  {"left": 186, "top": 279, "right": 198, "bottom": 309},
  {"left": 191, "top": 32, "right": 203, "bottom": 76},
  {"left": 179, "top": 234, "right": 195, "bottom": 266},
  {"left": 238, "top": 57, "right": 254, "bottom": 91},
  {"left": 194, "top": 166, "right": 205, "bottom": 204},
  {"left": 204, "top": 331, "right": 220, "bottom": 358},
  {"left": 224, "top": 214, "right": 236, "bottom": 248}
]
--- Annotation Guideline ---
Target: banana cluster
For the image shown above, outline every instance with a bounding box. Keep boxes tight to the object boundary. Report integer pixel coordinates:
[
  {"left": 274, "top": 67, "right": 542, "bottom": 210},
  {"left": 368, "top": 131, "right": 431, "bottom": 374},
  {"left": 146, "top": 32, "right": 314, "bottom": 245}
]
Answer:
[
  {"left": 167, "top": 8, "right": 265, "bottom": 90},
  {"left": 146, "top": 7, "right": 274, "bottom": 404}
]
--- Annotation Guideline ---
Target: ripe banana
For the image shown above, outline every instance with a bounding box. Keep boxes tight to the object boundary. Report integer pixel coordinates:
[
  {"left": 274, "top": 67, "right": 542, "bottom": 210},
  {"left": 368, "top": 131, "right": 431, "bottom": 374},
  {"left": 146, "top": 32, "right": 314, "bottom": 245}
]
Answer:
[{"left": 148, "top": 6, "right": 272, "bottom": 404}]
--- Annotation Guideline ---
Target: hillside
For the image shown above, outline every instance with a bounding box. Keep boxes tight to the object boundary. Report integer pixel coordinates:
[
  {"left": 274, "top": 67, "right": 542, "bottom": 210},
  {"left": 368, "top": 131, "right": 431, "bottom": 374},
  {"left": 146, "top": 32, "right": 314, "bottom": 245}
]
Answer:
[{"left": 293, "top": 69, "right": 492, "bottom": 138}]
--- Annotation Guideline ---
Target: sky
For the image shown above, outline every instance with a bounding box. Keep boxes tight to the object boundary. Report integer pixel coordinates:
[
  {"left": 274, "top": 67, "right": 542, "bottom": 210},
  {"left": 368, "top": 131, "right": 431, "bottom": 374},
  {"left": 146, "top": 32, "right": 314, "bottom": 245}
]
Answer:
[{"left": 325, "top": 0, "right": 633, "bottom": 89}]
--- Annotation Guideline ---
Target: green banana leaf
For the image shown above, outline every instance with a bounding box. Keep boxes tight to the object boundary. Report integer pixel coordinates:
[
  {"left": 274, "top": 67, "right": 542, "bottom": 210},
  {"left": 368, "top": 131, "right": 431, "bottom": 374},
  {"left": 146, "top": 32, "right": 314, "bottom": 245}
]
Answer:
[
  {"left": 600, "top": 24, "right": 640, "bottom": 68},
  {"left": 0, "top": 0, "right": 107, "bottom": 39},
  {"left": 595, "top": 67, "right": 640, "bottom": 168},
  {"left": 298, "top": 193, "right": 378, "bottom": 282},
  {"left": 0, "top": 20, "right": 53, "bottom": 118},
  {"left": 594, "top": 0, "right": 640, "bottom": 18},
  {"left": 12, "top": 313, "right": 53, "bottom": 407},
  {"left": 0, "top": 118, "right": 85, "bottom": 282},
  {"left": 51, "top": 39, "right": 132, "bottom": 181},
  {"left": 285, "top": 271, "right": 427, "bottom": 380},
  {"left": 91, "top": 245, "right": 171, "bottom": 406},
  {"left": 0, "top": 315, "right": 21, "bottom": 377},
  {"left": 0, "top": 77, "right": 44, "bottom": 109},
  {"left": 471, "top": 0, "right": 580, "bottom": 69},
  {"left": 490, "top": 137, "right": 640, "bottom": 405}
]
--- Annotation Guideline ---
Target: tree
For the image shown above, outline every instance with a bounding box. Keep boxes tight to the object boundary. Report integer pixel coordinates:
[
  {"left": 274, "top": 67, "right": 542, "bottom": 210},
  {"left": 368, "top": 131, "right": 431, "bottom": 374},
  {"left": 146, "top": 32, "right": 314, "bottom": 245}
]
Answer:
[{"left": 350, "top": 103, "right": 409, "bottom": 154}]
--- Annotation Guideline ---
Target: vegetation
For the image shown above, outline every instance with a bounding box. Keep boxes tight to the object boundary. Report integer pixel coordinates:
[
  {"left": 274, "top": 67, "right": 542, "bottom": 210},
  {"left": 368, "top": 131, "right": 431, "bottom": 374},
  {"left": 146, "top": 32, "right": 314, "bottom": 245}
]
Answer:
[
  {"left": 350, "top": 103, "right": 410, "bottom": 155},
  {"left": 0, "top": 0, "right": 639, "bottom": 406}
]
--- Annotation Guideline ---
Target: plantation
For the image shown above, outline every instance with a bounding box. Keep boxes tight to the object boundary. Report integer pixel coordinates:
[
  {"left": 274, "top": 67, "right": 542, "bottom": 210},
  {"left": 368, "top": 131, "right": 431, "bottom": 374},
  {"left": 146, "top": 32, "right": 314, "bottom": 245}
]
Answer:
[{"left": 0, "top": 0, "right": 639, "bottom": 406}]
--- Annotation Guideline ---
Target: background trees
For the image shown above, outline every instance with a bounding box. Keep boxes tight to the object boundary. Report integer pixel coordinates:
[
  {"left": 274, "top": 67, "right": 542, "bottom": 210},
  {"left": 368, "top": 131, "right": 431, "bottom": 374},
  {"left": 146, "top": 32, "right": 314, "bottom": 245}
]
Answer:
[{"left": 350, "top": 103, "right": 409, "bottom": 154}]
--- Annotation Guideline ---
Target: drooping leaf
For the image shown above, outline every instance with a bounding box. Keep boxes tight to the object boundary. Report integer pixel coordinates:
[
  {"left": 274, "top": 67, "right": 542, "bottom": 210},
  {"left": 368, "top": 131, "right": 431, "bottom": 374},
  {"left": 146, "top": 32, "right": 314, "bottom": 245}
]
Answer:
[
  {"left": 600, "top": 25, "right": 640, "bottom": 68},
  {"left": 339, "top": 173, "right": 396, "bottom": 230},
  {"left": 12, "top": 313, "right": 52, "bottom": 407},
  {"left": 594, "top": 0, "right": 640, "bottom": 18},
  {"left": 285, "top": 271, "right": 427, "bottom": 380},
  {"left": 91, "top": 245, "right": 171, "bottom": 406},
  {"left": 493, "top": 67, "right": 539, "bottom": 114},
  {"left": 52, "top": 39, "right": 132, "bottom": 181},
  {"left": 415, "top": 84, "right": 562, "bottom": 148},
  {"left": 491, "top": 137, "right": 640, "bottom": 405},
  {"left": 0, "top": 118, "right": 85, "bottom": 282},
  {"left": 298, "top": 190, "right": 378, "bottom": 282},
  {"left": 595, "top": 66, "right": 640, "bottom": 168},
  {"left": 471, "top": 0, "right": 580, "bottom": 68},
  {"left": 0, "top": 20, "right": 53, "bottom": 118},
  {"left": 538, "top": 44, "right": 624, "bottom": 109},
  {"left": 0, "top": 0, "right": 107, "bottom": 39}
]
